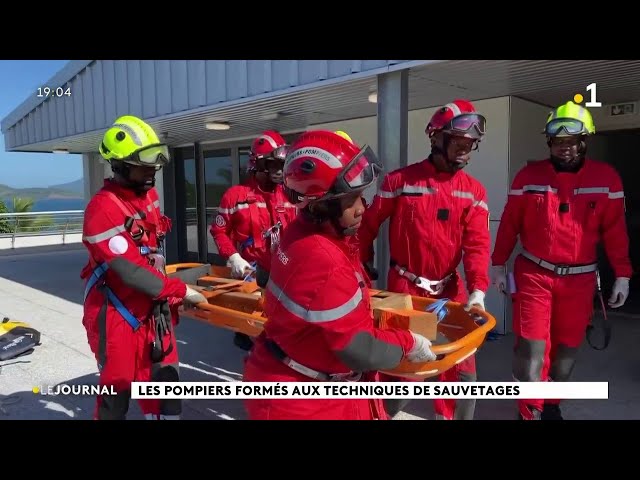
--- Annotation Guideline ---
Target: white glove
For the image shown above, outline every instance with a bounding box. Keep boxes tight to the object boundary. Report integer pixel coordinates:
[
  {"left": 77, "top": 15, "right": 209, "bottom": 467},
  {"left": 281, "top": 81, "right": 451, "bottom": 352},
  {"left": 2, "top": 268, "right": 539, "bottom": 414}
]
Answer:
[
  {"left": 491, "top": 265, "right": 507, "bottom": 294},
  {"left": 608, "top": 277, "right": 630, "bottom": 308},
  {"left": 183, "top": 286, "right": 207, "bottom": 306},
  {"left": 464, "top": 289, "right": 486, "bottom": 312},
  {"left": 406, "top": 332, "right": 437, "bottom": 362},
  {"left": 227, "top": 253, "right": 252, "bottom": 279}
]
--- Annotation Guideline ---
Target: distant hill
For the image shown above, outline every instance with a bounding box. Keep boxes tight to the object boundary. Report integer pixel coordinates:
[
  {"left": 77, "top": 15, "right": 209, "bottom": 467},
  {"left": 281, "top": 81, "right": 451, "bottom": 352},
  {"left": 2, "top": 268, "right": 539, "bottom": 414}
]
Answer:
[
  {"left": 0, "top": 178, "right": 84, "bottom": 202},
  {"left": 49, "top": 178, "right": 84, "bottom": 196}
]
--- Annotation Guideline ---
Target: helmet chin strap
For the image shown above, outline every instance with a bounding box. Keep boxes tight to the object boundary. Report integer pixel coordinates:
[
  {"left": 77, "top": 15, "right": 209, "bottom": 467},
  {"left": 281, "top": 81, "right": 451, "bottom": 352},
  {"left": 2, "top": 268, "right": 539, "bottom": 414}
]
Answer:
[
  {"left": 111, "top": 161, "right": 155, "bottom": 193},
  {"left": 305, "top": 199, "right": 357, "bottom": 237},
  {"left": 431, "top": 134, "right": 469, "bottom": 173}
]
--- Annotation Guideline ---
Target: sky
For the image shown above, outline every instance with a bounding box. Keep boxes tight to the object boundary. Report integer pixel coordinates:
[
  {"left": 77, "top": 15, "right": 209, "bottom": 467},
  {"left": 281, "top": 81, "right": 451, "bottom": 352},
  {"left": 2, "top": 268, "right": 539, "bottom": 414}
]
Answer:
[{"left": 0, "top": 60, "right": 82, "bottom": 188}]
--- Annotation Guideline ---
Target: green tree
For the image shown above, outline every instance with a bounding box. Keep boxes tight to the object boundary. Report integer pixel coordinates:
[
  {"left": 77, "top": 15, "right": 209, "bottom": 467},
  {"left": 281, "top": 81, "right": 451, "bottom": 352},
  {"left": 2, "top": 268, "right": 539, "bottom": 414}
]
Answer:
[
  {"left": 10, "top": 197, "right": 55, "bottom": 234},
  {"left": 0, "top": 199, "right": 11, "bottom": 234}
]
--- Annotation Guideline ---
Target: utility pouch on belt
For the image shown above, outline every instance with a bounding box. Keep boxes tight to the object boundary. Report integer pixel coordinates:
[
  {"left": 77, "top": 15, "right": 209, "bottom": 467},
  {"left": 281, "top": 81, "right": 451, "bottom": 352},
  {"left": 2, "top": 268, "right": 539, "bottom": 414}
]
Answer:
[
  {"left": 0, "top": 317, "right": 41, "bottom": 361},
  {"left": 150, "top": 302, "right": 173, "bottom": 363}
]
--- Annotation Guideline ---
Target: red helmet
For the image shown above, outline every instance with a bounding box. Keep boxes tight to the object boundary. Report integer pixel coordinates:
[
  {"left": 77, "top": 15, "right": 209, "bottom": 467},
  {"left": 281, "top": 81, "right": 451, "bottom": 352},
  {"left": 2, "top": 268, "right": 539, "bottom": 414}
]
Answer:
[
  {"left": 248, "top": 130, "right": 288, "bottom": 172},
  {"left": 426, "top": 99, "right": 486, "bottom": 140},
  {"left": 284, "top": 130, "right": 382, "bottom": 208}
]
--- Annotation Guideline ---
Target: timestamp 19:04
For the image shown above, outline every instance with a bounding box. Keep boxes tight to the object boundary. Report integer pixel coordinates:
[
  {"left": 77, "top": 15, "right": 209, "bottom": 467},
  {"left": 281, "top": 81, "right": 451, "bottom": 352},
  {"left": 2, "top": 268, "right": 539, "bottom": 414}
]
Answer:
[{"left": 37, "top": 87, "right": 71, "bottom": 97}]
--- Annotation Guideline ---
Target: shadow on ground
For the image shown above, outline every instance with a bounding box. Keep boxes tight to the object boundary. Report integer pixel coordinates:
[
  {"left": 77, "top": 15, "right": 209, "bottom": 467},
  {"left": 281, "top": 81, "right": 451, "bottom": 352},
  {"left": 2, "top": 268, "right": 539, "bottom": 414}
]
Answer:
[
  {"left": 395, "top": 314, "right": 640, "bottom": 420},
  {"left": 0, "top": 244, "right": 86, "bottom": 305},
  {"left": 0, "top": 315, "right": 251, "bottom": 421}
]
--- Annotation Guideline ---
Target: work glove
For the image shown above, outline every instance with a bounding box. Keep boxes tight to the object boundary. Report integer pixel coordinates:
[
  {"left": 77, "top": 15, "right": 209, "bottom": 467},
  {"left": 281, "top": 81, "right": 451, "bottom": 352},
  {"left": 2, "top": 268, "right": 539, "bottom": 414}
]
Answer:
[
  {"left": 608, "top": 277, "right": 630, "bottom": 308},
  {"left": 491, "top": 265, "right": 507, "bottom": 294},
  {"left": 464, "top": 289, "right": 486, "bottom": 312},
  {"left": 406, "top": 332, "right": 437, "bottom": 362},
  {"left": 227, "top": 253, "right": 252, "bottom": 279},
  {"left": 183, "top": 286, "right": 207, "bottom": 306}
]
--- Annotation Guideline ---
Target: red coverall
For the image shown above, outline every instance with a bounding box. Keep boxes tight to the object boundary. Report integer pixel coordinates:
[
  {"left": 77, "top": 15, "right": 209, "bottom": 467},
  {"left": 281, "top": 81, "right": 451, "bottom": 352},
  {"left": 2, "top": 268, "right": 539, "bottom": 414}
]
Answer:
[
  {"left": 243, "top": 216, "right": 417, "bottom": 420},
  {"left": 492, "top": 158, "right": 632, "bottom": 418},
  {"left": 81, "top": 179, "right": 187, "bottom": 420},
  {"left": 358, "top": 158, "right": 491, "bottom": 420},
  {"left": 210, "top": 177, "right": 297, "bottom": 272}
]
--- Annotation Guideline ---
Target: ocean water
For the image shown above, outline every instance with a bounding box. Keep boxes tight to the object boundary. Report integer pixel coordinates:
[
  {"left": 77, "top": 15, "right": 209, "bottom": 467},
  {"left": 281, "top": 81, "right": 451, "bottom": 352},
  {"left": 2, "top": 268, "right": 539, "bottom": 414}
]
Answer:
[{"left": 32, "top": 198, "right": 87, "bottom": 212}]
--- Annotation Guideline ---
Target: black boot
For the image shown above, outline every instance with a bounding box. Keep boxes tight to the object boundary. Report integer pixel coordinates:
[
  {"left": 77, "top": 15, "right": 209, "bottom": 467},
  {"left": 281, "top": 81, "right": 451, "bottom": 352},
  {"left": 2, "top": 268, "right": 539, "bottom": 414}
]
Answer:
[
  {"left": 541, "top": 404, "right": 564, "bottom": 420},
  {"left": 233, "top": 333, "right": 255, "bottom": 352}
]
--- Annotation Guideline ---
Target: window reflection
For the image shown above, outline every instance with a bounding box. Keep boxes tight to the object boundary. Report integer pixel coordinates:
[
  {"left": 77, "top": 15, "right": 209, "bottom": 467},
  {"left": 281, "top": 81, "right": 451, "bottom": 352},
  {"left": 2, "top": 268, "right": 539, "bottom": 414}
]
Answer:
[
  {"left": 204, "top": 148, "right": 233, "bottom": 257},
  {"left": 239, "top": 147, "right": 251, "bottom": 185},
  {"left": 181, "top": 148, "right": 198, "bottom": 256}
]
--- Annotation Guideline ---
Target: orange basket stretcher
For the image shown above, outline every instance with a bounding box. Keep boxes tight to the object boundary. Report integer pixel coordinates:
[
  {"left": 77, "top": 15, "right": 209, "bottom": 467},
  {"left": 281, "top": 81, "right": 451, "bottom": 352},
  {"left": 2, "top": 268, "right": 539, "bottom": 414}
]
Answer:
[{"left": 167, "top": 263, "right": 497, "bottom": 380}]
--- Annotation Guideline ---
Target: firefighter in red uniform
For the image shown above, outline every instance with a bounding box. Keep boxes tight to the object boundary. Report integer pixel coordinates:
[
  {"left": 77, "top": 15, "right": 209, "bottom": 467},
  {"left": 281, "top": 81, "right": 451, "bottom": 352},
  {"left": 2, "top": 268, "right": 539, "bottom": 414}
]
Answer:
[
  {"left": 242, "top": 130, "right": 437, "bottom": 420},
  {"left": 358, "top": 100, "right": 491, "bottom": 420},
  {"left": 210, "top": 131, "right": 297, "bottom": 350},
  {"left": 491, "top": 101, "right": 632, "bottom": 420},
  {"left": 81, "top": 115, "right": 206, "bottom": 420}
]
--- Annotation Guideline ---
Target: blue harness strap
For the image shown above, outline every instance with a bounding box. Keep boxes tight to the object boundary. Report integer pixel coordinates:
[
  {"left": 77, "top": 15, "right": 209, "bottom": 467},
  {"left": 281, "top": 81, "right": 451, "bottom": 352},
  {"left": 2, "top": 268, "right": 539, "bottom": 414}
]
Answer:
[
  {"left": 84, "top": 262, "right": 141, "bottom": 331},
  {"left": 240, "top": 236, "right": 254, "bottom": 251}
]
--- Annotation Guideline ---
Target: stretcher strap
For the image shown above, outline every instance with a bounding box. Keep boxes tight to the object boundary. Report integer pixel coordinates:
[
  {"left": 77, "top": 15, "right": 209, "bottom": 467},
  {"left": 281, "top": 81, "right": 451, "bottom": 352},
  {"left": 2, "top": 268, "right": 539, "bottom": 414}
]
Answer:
[{"left": 425, "top": 298, "right": 449, "bottom": 323}]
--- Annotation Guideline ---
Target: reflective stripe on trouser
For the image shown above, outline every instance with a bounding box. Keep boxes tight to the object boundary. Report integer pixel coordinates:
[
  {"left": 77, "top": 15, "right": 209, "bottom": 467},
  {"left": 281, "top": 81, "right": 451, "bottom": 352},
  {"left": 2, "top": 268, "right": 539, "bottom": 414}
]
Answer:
[{"left": 511, "top": 255, "right": 596, "bottom": 419}]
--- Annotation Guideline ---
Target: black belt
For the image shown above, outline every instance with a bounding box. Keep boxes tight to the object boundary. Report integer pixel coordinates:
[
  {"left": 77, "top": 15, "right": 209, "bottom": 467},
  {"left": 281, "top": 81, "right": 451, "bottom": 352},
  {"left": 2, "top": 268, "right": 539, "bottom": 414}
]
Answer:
[{"left": 264, "top": 339, "right": 361, "bottom": 382}]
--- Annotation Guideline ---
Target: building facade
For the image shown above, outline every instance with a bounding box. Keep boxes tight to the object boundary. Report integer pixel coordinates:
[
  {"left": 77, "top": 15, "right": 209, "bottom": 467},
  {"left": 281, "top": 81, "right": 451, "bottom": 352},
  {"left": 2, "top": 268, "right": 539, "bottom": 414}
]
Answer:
[{"left": 3, "top": 59, "right": 640, "bottom": 331}]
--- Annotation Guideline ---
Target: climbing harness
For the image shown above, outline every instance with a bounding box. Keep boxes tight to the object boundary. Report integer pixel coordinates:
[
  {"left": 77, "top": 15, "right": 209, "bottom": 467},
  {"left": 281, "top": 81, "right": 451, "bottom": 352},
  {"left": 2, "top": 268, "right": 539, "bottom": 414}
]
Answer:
[
  {"left": 83, "top": 191, "right": 173, "bottom": 362},
  {"left": 586, "top": 270, "right": 611, "bottom": 351}
]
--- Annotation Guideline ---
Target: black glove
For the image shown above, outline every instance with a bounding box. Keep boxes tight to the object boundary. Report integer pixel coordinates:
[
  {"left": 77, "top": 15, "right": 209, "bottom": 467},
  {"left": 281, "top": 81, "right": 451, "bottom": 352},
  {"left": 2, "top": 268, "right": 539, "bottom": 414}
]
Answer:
[{"left": 364, "top": 261, "right": 378, "bottom": 281}]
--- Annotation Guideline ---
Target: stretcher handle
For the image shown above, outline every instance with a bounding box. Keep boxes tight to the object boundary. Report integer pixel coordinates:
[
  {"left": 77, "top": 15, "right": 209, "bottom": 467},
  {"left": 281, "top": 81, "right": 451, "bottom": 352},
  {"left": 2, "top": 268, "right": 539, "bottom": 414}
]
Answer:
[
  {"left": 430, "top": 305, "right": 496, "bottom": 355},
  {"left": 183, "top": 300, "right": 267, "bottom": 335},
  {"left": 165, "top": 263, "right": 208, "bottom": 275},
  {"left": 382, "top": 326, "right": 490, "bottom": 380}
]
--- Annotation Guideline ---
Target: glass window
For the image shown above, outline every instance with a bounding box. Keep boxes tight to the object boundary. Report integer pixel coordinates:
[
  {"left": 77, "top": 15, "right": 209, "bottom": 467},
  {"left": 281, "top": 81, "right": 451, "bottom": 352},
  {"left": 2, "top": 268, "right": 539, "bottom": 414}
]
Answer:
[
  {"left": 204, "top": 148, "right": 233, "bottom": 257},
  {"left": 181, "top": 148, "right": 198, "bottom": 257},
  {"left": 238, "top": 147, "right": 251, "bottom": 185}
]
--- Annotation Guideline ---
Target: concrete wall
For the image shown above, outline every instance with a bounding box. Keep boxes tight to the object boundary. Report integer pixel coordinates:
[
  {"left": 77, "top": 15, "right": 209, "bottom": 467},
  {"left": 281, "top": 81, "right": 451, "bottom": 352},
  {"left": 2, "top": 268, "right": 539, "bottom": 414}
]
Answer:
[
  {"left": 591, "top": 101, "right": 640, "bottom": 131},
  {"left": 0, "top": 233, "right": 82, "bottom": 249}
]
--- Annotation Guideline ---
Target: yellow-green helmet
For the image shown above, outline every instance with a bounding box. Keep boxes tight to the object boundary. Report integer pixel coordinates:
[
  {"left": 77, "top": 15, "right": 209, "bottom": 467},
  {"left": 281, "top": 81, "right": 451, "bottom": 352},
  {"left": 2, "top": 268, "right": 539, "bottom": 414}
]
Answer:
[
  {"left": 99, "top": 115, "right": 169, "bottom": 168},
  {"left": 544, "top": 101, "right": 596, "bottom": 137}
]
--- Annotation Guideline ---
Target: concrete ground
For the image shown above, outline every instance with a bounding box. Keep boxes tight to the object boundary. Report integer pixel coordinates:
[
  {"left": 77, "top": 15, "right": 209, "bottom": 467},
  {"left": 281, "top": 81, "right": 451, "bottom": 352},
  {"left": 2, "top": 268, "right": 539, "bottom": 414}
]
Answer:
[{"left": 0, "top": 245, "right": 638, "bottom": 420}]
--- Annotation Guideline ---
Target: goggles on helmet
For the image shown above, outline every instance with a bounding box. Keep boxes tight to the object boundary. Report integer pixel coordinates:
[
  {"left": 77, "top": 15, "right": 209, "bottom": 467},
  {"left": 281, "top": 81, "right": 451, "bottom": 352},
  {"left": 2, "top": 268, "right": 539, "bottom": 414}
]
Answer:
[
  {"left": 256, "top": 145, "right": 288, "bottom": 172},
  {"left": 443, "top": 113, "right": 486, "bottom": 139},
  {"left": 331, "top": 145, "right": 382, "bottom": 196},
  {"left": 254, "top": 145, "right": 288, "bottom": 161},
  {"left": 123, "top": 143, "right": 170, "bottom": 168},
  {"left": 545, "top": 118, "right": 587, "bottom": 137}
]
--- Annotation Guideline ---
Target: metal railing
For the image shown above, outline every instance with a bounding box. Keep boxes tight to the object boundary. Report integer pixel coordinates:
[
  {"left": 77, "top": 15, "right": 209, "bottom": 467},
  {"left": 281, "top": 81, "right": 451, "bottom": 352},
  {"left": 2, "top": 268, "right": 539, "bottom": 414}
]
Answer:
[{"left": 0, "top": 210, "right": 85, "bottom": 247}]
